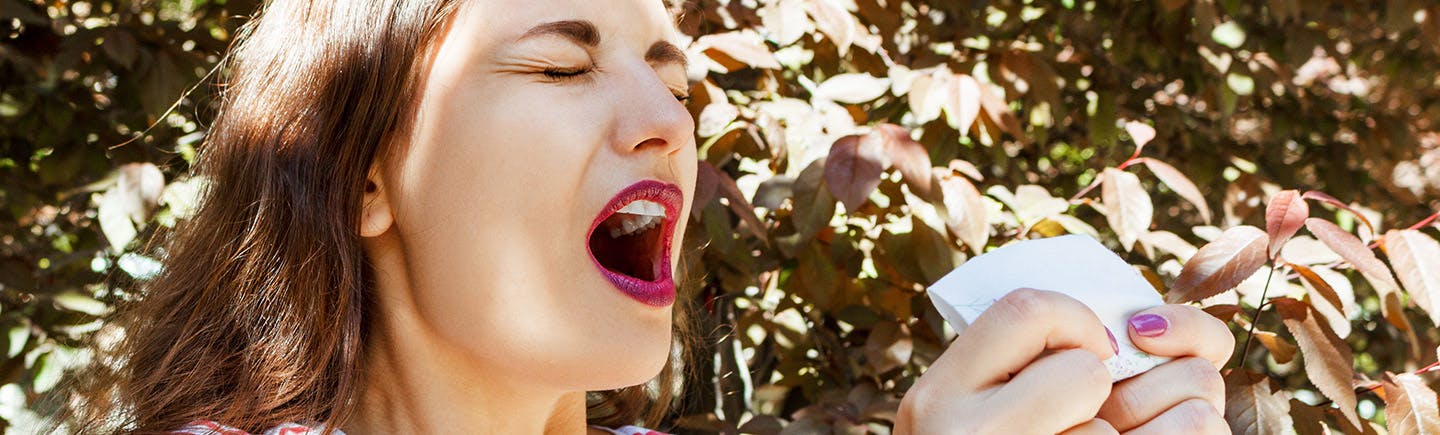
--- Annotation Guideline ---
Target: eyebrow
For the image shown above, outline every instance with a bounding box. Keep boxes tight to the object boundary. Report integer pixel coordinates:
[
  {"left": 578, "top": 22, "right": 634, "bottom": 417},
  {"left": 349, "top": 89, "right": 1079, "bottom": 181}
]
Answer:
[
  {"left": 645, "top": 40, "right": 688, "bottom": 67},
  {"left": 518, "top": 20, "right": 600, "bottom": 47},
  {"left": 518, "top": 19, "right": 688, "bottom": 68}
]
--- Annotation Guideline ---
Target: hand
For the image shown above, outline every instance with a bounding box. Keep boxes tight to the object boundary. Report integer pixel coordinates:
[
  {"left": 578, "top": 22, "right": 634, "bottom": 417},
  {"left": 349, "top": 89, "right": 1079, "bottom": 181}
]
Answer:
[
  {"left": 1096, "top": 305, "right": 1234, "bottom": 434},
  {"left": 896, "top": 288, "right": 1120, "bottom": 434}
]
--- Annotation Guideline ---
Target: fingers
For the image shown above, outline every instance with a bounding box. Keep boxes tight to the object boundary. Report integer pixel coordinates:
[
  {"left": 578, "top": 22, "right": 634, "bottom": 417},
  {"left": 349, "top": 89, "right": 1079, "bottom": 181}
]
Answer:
[
  {"left": 1098, "top": 357, "right": 1225, "bottom": 431},
  {"left": 1060, "top": 419, "right": 1119, "bottom": 435},
  {"left": 1122, "top": 398, "right": 1229, "bottom": 435},
  {"left": 1127, "top": 304, "right": 1235, "bottom": 368},
  {"left": 936, "top": 288, "right": 1115, "bottom": 390},
  {"left": 991, "top": 349, "right": 1114, "bottom": 433}
]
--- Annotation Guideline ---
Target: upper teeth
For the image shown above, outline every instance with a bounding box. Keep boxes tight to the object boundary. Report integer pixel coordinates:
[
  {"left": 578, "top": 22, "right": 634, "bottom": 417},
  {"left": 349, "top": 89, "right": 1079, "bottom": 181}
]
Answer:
[
  {"left": 607, "top": 200, "right": 667, "bottom": 238},
  {"left": 616, "top": 200, "right": 666, "bottom": 217}
]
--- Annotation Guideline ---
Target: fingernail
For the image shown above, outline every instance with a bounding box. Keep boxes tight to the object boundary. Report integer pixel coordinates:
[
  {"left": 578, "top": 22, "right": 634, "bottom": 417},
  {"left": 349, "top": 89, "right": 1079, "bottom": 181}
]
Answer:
[
  {"left": 1129, "top": 313, "right": 1170, "bottom": 337},
  {"left": 1106, "top": 327, "right": 1119, "bottom": 355}
]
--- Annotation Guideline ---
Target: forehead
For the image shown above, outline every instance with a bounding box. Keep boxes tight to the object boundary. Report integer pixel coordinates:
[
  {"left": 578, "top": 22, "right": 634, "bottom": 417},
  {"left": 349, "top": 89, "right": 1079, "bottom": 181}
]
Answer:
[{"left": 456, "top": 0, "right": 679, "bottom": 49}]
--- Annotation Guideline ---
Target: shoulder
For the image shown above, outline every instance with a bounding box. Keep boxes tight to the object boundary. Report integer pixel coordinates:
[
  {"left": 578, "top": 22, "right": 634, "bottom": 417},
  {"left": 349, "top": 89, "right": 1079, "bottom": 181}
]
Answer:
[
  {"left": 173, "top": 420, "right": 345, "bottom": 435},
  {"left": 588, "top": 425, "right": 671, "bottom": 435}
]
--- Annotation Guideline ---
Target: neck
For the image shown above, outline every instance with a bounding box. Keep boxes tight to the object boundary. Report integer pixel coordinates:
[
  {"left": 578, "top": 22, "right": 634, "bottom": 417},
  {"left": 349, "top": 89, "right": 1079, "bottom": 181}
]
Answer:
[
  {"left": 347, "top": 323, "right": 593, "bottom": 434},
  {"left": 345, "top": 234, "right": 595, "bottom": 435}
]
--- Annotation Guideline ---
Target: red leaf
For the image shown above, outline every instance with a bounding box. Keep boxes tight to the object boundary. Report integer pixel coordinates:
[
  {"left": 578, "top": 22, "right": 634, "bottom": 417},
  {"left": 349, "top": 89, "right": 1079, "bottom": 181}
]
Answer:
[
  {"left": 1166, "top": 225, "right": 1268, "bottom": 303},
  {"left": 1101, "top": 168, "right": 1154, "bottom": 251},
  {"left": 1124, "top": 120, "right": 1157, "bottom": 149},
  {"left": 1385, "top": 229, "right": 1440, "bottom": 327},
  {"left": 1383, "top": 372, "right": 1440, "bottom": 435},
  {"left": 1304, "top": 218, "right": 1407, "bottom": 330},
  {"left": 1301, "top": 191, "right": 1375, "bottom": 236},
  {"left": 939, "top": 172, "right": 988, "bottom": 255},
  {"left": 875, "top": 124, "right": 932, "bottom": 199},
  {"left": 1139, "top": 157, "right": 1212, "bottom": 223},
  {"left": 824, "top": 133, "right": 886, "bottom": 213},
  {"left": 1224, "top": 370, "right": 1294, "bottom": 434},
  {"left": 1273, "top": 297, "right": 1360, "bottom": 428},
  {"left": 1265, "top": 190, "right": 1309, "bottom": 259}
]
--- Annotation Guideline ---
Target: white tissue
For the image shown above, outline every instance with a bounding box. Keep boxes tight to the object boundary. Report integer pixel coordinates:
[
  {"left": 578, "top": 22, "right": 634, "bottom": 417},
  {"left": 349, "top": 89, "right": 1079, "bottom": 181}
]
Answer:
[{"left": 926, "top": 234, "right": 1170, "bottom": 382}]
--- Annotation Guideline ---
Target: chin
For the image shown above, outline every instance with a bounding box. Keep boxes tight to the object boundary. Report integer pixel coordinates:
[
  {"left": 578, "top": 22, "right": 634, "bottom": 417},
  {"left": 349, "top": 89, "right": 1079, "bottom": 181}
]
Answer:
[{"left": 586, "top": 324, "right": 674, "bottom": 390}]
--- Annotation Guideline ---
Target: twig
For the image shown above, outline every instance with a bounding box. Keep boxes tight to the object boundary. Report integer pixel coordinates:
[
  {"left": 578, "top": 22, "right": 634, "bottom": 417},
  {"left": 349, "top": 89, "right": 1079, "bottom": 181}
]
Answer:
[{"left": 1237, "top": 261, "right": 1277, "bottom": 368}]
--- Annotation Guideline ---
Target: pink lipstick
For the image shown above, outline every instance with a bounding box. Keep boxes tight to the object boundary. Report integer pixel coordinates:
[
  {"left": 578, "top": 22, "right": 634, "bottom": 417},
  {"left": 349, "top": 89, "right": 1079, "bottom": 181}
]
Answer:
[{"left": 586, "top": 180, "right": 682, "bottom": 307}]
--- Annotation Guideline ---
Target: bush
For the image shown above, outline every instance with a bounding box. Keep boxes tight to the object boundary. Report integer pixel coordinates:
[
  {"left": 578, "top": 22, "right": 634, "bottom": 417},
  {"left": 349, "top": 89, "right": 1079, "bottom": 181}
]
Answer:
[{"left": 2, "top": 0, "right": 1439, "bottom": 433}]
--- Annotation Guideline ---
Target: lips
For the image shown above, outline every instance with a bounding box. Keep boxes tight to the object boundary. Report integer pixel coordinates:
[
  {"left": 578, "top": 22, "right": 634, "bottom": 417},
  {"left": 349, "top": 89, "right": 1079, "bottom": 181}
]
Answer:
[{"left": 586, "top": 180, "right": 682, "bottom": 307}]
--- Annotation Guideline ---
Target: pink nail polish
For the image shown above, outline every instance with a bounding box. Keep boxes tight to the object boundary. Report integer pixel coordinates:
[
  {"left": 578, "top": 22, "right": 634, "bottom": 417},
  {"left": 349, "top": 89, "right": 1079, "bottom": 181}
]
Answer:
[
  {"left": 1106, "top": 328, "right": 1119, "bottom": 355},
  {"left": 1129, "top": 314, "right": 1169, "bottom": 337}
]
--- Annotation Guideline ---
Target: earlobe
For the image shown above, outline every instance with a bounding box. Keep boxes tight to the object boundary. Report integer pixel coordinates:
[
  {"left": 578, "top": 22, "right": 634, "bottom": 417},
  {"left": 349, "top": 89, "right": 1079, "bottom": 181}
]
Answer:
[{"left": 359, "top": 172, "right": 394, "bottom": 238}]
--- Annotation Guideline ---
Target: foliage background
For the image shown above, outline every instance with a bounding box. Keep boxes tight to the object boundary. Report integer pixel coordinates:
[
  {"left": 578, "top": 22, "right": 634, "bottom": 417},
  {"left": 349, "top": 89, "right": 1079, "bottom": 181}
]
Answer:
[{"left": 2, "top": 0, "right": 1440, "bottom": 433}]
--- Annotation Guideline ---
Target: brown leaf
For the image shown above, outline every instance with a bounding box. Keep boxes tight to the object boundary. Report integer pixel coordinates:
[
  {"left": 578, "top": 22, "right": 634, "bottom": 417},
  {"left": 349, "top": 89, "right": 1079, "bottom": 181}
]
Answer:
[
  {"left": 1386, "top": 230, "right": 1440, "bottom": 327},
  {"left": 1167, "top": 225, "right": 1268, "bottom": 303},
  {"left": 1265, "top": 190, "right": 1309, "bottom": 259},
  {"left": 939, "top": 172, "right": 988, "bottom": 255},
  {"left": 1305, "top": 218, "right": 1409, "bottom": 331},
  {"left": 864, "top": 321, "right": 913, "bottom": 374},
  {"left": 948, "top": 159, "right": 983, "bottom": 181},
  {"left": 700, "top": 162, "right": 768, "bottom": 241},
  {"left": 942, "top": 74, "right": 982, "bottom": 134},
  {"left": 1274, "top": 297, "right": 1360, "bottom": 428},
  {"left": 760, "top": 0, "right": 808, "bottom": 46},
  {"left": 805, "top": 0, "right": 855, "bottom": 55},
  {"left": 977, "top": 81, "right": 1026, "bottom": 139},
  {"left": 694, "top": 31, "right": 781, "bottom": 71},
  {"left": 1383, "top": 372, "right": 1440, "bottom": 435},
  {"left": 815, "top": 73, "right": 891, "bottom": 104},
  {"left": 907, "top": 71, "right": 946, "bottom": 124},
  {"left": 1254, "top": 330, "right": 1298, "bottom": 364},
  {"left": 697, "top": 102, "right": 739, "bottom": 138},
  {"left": 1224, "top": 369, "right": 1293, "bottom": 434},
  {"left": 793, "top": 159, "right": 836, "bottom": 242},
  {"left": 824, "top": 133, "right": 886, "bottom": 213},
  {"left": 1204, "top": 304, "right": 1243, "bottom": 321},
  {"left": 875, "top": 124, "right": 932, "bottom": 199},
  {"left": 1285, "top": 261, "right": 1345, "bottom": 316},
  {"left": 1102, "top": 168, "right": 1154, "bottom": 251},
  {"left": 1139, "top": 157, "right": 1213, "bottom": 223}
]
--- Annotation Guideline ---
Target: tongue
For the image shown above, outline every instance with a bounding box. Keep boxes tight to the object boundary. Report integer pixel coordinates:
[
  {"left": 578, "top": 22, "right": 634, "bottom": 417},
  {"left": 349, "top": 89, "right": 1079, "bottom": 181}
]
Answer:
[{"left": 589, "top": 214, "right": 661, "bottom": 281}]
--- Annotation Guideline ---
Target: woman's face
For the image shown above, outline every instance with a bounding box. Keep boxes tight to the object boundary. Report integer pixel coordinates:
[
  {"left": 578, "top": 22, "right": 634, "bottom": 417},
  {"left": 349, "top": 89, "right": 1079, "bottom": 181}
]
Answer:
[{"left": 369, "top": 0, "right": 695, "bottom": 390}]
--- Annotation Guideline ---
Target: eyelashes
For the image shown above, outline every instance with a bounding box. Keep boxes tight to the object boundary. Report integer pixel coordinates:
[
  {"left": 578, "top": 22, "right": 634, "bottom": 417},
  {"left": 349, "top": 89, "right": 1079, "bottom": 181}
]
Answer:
[{"left": 540, "top": 65, "right": 691, "bottom": 102}]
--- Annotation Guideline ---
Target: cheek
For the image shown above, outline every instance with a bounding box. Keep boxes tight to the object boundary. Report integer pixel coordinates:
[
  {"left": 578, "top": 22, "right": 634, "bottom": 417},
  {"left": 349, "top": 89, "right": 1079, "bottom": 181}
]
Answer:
[{"left": 380, "top": 74, "right": 678, "bottom": 389}]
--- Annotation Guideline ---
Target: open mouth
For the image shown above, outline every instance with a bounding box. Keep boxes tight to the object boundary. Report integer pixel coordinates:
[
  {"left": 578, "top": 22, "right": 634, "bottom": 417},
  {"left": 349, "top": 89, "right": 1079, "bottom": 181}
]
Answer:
[{"left": 586, "top": 180, "right": 682, "bottom": 306}]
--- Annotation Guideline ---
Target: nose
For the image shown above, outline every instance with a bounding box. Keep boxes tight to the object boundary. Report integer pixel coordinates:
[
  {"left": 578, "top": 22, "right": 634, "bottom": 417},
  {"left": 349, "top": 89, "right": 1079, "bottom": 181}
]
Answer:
[{"left": 609, "top": 62, "right": 694, "bottom": 157}]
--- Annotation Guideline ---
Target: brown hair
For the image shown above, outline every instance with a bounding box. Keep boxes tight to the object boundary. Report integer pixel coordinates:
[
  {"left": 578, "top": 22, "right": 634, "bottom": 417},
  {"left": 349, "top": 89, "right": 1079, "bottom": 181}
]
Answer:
[{"left": 60, "top": 0, "right": 695, "bottom": 432}]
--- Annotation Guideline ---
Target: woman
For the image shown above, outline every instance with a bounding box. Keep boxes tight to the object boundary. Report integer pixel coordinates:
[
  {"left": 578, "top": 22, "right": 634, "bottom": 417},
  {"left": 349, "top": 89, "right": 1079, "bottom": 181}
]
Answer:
[{"left": 65, "top": 0, "right": 1234, "bottom": 433}]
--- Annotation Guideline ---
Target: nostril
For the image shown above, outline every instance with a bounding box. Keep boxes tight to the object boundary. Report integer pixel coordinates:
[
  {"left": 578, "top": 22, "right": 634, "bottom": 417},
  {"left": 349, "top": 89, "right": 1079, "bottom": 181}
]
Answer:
[{"left": 633, "top": 137, "right": 669, "bottom": 151}]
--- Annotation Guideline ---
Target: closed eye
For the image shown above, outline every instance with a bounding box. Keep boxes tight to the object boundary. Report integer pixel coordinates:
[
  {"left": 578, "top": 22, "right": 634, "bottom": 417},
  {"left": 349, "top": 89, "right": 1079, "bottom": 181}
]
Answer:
[{"left": 541, "top": 66, "right": 594, "bottom": 81}]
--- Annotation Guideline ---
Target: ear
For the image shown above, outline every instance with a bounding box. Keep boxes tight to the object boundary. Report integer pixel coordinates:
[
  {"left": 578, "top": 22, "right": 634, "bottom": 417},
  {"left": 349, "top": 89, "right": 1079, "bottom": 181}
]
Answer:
[{"left": 359, "top": 165, "right": 394, "bottom": 238}]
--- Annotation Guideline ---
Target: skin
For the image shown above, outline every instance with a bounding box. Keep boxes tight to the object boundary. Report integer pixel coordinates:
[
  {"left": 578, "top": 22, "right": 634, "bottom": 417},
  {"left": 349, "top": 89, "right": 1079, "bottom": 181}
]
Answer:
[
  {"left": 350, "top": 0, "right": 1235, "bottom": 433},
  {"left": 352, "top": 0, "right": 694, "bottom": 433}
]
